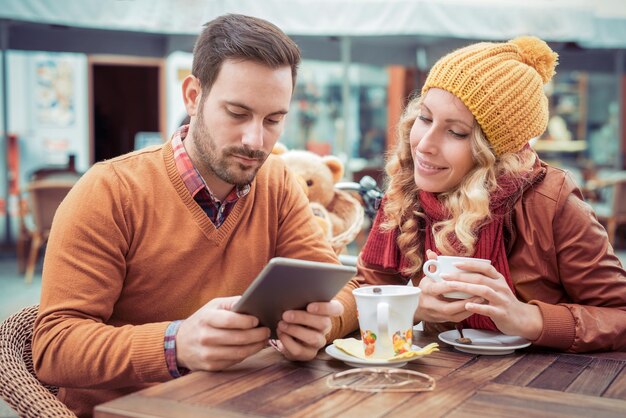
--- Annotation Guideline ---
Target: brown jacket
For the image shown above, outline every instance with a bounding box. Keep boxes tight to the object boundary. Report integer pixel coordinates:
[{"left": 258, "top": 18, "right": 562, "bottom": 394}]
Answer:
[{"left": 357, "top": 164, "right": 626, "bottom": 352}]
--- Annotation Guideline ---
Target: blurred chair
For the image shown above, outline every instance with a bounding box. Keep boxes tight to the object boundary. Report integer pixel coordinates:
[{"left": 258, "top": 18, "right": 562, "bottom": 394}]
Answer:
[
  {"left": 0, "top": 304, "right": 76, "bottom": 417},
  {"left": 30, "top": 168, "right": 82, "bottom": 182},
  {"left": 29, "top": 154, "right": 82, "bottom": 183},
  {"left": 586, "top": 172, "right": 626, "bottom": 247},
  {"left": 17, "top": 179, "right": 77, "bottom": 283}
]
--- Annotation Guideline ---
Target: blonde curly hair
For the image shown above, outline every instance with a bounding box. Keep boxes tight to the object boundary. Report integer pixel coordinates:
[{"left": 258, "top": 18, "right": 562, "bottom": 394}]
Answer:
[{"left": 381, "top": 95, "right": 537, "bottom": 277}]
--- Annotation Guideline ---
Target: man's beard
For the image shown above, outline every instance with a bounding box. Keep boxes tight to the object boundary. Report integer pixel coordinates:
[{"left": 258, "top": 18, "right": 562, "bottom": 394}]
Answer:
[{"left": 191, "top": 113, "right": 268, "bottom": 187}]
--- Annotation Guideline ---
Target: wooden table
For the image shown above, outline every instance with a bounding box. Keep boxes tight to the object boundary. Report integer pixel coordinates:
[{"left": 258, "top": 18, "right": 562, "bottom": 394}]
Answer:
[{"left": 95, "top": 333, "right": 626, "bottom": 417}]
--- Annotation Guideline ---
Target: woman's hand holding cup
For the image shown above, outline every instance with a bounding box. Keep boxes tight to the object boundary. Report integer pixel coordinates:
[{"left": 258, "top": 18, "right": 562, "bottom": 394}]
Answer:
[
  {"left": 418, "top": 251, "right": 543, "bottom": 340},
  {"left": 415, "top": 251, "right": 486, "bottom": 324}
]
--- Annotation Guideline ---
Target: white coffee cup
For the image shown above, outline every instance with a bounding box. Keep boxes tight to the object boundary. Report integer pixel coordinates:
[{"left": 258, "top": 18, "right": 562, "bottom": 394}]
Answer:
[
  {"left": 422, "top": 256, "right": 491, "bottom": 299},
  {"left": 352, "top": 285, "right": 421, "bottom": 359}
]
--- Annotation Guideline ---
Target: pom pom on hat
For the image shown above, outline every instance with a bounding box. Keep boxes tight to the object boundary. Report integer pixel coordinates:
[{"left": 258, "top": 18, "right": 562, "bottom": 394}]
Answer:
[
  {"left": 510, "top": 36, "right": 558, "bottom": 83},
  {"left": 422, "top": 36, "right": 559, "bottom": 156}
]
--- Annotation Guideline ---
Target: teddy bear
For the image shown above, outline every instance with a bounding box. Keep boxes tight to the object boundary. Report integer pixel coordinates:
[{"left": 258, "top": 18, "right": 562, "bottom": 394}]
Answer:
[{"left": 272, "top": 144, "right": 364, "bottom": 252}]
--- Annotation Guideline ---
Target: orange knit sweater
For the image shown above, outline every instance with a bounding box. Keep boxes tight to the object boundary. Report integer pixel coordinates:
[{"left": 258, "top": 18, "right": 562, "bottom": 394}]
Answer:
[{"left": 32, "top": 141, "right": 359, "bottom": 417}]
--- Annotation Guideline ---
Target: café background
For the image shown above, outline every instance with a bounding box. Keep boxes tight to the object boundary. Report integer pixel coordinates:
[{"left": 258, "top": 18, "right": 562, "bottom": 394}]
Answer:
[
  {"left": 2, "top": 2, "right": 626, "bottom": 415},
  {"left": 1, "top": 0, "right": 626, "bottom": 249}
]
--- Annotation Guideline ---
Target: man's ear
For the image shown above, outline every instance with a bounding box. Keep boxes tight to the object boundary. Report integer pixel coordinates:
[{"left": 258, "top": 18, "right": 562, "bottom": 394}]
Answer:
[{"left": 182, "top": 75, "right": 202, "bottom": 116}]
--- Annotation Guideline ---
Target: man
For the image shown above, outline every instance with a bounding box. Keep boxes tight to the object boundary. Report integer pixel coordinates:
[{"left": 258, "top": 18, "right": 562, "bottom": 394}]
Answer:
[{"left": 33, "top": 14, "right": 357, "bottom": 417}]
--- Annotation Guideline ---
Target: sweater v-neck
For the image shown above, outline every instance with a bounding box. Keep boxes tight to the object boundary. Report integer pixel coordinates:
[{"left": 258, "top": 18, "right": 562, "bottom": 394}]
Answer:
[{"left": 162, "top": 140, "right": 248, "bottom": 245}]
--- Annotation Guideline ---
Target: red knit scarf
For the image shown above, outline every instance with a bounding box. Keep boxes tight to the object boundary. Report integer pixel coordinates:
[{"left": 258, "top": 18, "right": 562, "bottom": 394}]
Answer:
[
  {"left": 419, "top": 187, "right": 514, "bottom": 331},
  {"left": 361, "top": 158, "right": 545, "bottom": 332}
]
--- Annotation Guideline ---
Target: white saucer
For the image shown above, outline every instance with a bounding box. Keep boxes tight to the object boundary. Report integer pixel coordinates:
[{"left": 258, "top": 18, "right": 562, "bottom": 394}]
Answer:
[
  {"left": 325, "top": 344, "right": 424, "bottom": 368},
  {"left": 438, "top": 329, "right": 531, "bottom": 355}
]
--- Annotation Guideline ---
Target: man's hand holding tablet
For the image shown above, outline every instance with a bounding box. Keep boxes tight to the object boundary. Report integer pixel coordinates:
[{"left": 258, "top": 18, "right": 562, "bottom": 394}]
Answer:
[
  {"left": 233, "top": 257, "right": 357, "bottom": 339},
  {"left": 176, "top": 258, "right": 356, "bottom": 371}
]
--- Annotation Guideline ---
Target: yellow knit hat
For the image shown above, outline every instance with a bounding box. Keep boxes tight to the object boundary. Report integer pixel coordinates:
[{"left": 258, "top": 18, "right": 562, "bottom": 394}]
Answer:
[{"left": 422, "top": 36, "right": 558, "bottom": 155}]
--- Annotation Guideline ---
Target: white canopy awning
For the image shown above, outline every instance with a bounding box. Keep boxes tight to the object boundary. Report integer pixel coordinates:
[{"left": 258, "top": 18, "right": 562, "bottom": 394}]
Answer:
[{"left": 1, "top": 0, "right": 626, "bottom": 49}]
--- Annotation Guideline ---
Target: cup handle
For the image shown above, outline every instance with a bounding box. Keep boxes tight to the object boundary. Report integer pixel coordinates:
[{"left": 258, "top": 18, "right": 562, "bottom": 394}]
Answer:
[
  {"left": 377, "top": 302, "right": 389, "bottom": 340},
  {"left": 423, "top": 259, "right": 439, "bottom": 280}
]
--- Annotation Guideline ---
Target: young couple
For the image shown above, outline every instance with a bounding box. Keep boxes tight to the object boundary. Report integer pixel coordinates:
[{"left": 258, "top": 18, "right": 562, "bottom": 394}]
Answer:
[{"left": 33, "top": 14, "right": 626, "bottom": 417}]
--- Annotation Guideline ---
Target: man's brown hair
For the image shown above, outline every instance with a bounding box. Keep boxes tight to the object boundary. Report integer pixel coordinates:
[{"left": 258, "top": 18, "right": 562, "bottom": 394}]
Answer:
[{"left": 192, "top": 14, "right": 301, "bottom": 92}]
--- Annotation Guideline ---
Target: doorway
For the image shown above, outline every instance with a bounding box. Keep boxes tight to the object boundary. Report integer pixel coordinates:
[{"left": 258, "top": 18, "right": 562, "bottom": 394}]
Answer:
[{"left": 89, "top": 57, "right": 165, "bottom": 163}]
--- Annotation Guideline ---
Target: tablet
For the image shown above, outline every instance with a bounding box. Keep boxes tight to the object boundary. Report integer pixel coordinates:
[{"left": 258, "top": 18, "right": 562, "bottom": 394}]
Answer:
[{"left": 233, "top": 257, "right": 357, "bottom": 339}]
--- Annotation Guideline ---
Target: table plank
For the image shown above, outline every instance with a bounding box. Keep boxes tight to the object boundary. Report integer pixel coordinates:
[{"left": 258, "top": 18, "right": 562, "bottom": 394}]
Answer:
[
  {"left": 494, "top": 353, "right": 558, "bottom": 386},
  {"left": 188, "top": 362, "right": 300, "bottom": 405},
  {"left": 581, "top": 351, "right": 626, "bottom": 361},
  {"left": 253, "top": 370, "right": 342, "bottom": 416},
  {"left": 304, "top": 354, "right": 355, "bottom": 373},
  {"left": 324, "top": 389, "right": 428, "bottom": 418},
  {"left": 95, "top": 393, "right": 265, "bottom": 418},
  {"left": 527, "top": 354, "right": 592, "bottom": 391},
  {"left": 218, "top": 366, "right": 331, "bottom": 414},
  {"left": 286, "top": 385, "right": 374, "bottom": 418},
  {"left": 566, "top": 358, "right": 626, "bottom": 396},
  {"left": 414, "top": 348, "right": 475, "bottom": 370},
  {"left": 137, "top": 347, "right": 279, "bottom": 401},
  {"left": 446, "top": 382, "right": 626, "bottom": 418},
  {"left": 604, "top": 366, "right": 626, "bottom": 399}
]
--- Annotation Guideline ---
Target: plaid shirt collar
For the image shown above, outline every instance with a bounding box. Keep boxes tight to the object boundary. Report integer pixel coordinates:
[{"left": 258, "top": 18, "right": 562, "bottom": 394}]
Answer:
[{"left": 171, "top": 125, "right": 250, "bottom": 224}]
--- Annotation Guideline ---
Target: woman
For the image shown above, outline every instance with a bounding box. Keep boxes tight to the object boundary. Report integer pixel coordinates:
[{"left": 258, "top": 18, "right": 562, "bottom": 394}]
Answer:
[{"left": 357, "top": 36, "right": 626, "bottom": 352}]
